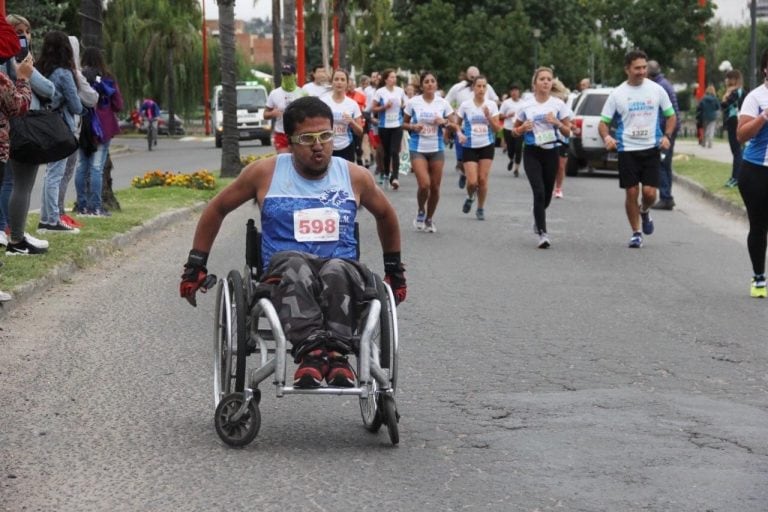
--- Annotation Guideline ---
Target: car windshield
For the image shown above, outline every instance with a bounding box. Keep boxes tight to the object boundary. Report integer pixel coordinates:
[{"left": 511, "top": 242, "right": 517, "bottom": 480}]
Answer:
[
  {"left": 237, "top": 88, "right": 267, "bottom": 109},
  {"left": 577, "top": 93, "right": 610, "bottom": 116}
]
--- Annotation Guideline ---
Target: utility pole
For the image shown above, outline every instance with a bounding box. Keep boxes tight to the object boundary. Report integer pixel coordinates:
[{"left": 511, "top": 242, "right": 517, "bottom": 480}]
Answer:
[
  {"left": 749, "top": 0, "right": 757, "bottom": 90},
  {"left": 80, "top": 0, "right": 103, "bottom": 49}
]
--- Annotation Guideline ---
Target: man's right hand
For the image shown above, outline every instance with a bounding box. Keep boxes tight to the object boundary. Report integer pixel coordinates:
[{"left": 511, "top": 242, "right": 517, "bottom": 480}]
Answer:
[{"left": 179, "top": 249, "right": 210, "bottom": 307}]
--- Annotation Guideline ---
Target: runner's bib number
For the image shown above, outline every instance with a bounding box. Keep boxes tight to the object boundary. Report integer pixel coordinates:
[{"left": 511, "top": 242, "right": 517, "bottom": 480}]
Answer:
[
  {"left": 294, "top": 208, "right": 340, "bottom": 242},
  {"left": 471, "top": 124, "right": 489, "bottom": 137},
  {"left": 385, "top": 112, "right": 399, "bottom": 125},
  {"left": 534, "top": 128, "right": 557, "bottom": 146},
  {"left": 628, "top": 125, "right": 652, "bottom": 139},
  {"left": 421, "top": 124, "right": 437, "bottom": 137},
  {"left": 334, "top": 123, "right": 348, "bottom": 135}
]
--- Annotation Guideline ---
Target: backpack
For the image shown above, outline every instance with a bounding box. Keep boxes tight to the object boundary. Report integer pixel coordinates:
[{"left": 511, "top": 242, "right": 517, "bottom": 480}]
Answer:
[{"left": 78, "top": 107, "right": 100, "bottom": 155}]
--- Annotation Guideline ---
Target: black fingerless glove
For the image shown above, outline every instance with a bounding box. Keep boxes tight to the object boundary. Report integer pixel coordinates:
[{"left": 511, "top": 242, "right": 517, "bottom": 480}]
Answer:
[
  {"left": 180, "top": 249, "right": 209, "bottom": 306},
  {"left": 383, "top": 252, "right": 407, "bottom": 305}
]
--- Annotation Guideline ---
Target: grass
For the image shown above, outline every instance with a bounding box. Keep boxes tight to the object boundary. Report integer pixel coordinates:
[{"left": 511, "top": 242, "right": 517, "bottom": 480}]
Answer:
[
  {"left": 672, "top": 154, "right": 744, "bottom": 209},
  {"left": 1, "top": 177, "right": 233, "bottom": 292}
]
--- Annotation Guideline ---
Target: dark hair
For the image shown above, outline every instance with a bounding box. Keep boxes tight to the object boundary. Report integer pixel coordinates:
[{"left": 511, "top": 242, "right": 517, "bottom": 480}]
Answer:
[
  {"left": 381, "top": 68, "right": 396, "bottom": 82},
  {"left": 332, "top": 68, "right": 349, "bottom": 81},
  {"left": 761, "top": 49, "right": 768, "bottom": 79},
  {"left": 471, "top": 74, "right": 487, "bottom": 87},
  {"left": 80, "top": 46, "right": 113, "bottom": 78},
  {"left": 312, "top": 65, "right": 325, "bottom": 73},
  {"left": 284, "top": 96, "right": 334, "bottom": 137},
  {"left": 508, "top": 83, "right": 521, "bottom": 92},
  {"left": 419, "top": 71, "right": 436, "bottom": 87},
  {"left": 35, "top": 30, "right": 76, "bottom": 79},
  {"left": 624, "top": 49, "right": 648, "bottom": 67}
]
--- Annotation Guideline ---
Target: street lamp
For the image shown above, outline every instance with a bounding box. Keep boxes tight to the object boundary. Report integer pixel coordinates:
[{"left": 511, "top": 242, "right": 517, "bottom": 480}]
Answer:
[{"left": 532, "top": 28, "right": 541, "bottom": 71}]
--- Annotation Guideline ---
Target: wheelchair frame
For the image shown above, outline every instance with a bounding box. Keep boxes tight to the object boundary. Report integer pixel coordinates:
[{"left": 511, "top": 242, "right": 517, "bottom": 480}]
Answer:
[{"left": 211, "top": 219, "right": 400, "bottom": 447}]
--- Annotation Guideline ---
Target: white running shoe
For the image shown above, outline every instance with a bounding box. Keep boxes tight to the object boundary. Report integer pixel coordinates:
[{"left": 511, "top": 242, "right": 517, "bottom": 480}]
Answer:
[
  {"left": 24, "top": 232, "right": 49, "bottom": 249},
  {"left": 537, "top": 233, "right": 551, "bottom": 249},
  {"left": 424, "top": 219, "right": 437, "bottom": 233}
]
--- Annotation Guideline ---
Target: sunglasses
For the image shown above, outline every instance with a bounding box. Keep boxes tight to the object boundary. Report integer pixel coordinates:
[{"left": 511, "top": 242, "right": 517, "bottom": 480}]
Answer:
[{"left": 290, "top": 130, "right": 334, "bottom": 145}]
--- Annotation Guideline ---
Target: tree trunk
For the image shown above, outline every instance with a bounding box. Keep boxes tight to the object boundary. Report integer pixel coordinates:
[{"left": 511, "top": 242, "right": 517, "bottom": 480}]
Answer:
[
  {"left": 101, "top": 155, "right": 120, "bottom": 211},
  {"left": 79, "top": 0, "right": 103, "bottom": 49},
  {"left": 320, "top": 0, "right": 330, "bottom": 70},
  {"left": 283, "top": 0, "right": 296, "bottom": 66},
  {"left": 166, "top": 45, "right": 177, "bottom": 136},
  {"left": 217, "top": 0, "right": 242, "bottom": 177}
]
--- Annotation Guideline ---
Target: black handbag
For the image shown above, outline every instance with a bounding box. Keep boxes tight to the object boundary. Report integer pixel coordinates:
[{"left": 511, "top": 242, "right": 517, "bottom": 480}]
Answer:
[{"left": 9, "top": 109, "right": 79, "bottom": 164}]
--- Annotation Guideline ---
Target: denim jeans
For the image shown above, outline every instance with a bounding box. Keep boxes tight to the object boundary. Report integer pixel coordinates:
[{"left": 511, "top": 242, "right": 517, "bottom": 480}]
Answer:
[
  {"left": 658, "top": 135, "right": 676, "bottom": 201},
  {"left": 40, "top": 157, "right": 68, "bottom": 225},
  {"left": 75, "top": 140, "right": 110, "bottom": 212},
  {"left": 0, "top": 161, "right": 11, "bottom": 230}
]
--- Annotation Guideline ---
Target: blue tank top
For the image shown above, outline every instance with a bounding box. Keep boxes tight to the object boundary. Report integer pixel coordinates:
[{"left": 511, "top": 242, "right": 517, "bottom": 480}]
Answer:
[{"left": 261, "top": 154, "right": 358, "bottom": 268}]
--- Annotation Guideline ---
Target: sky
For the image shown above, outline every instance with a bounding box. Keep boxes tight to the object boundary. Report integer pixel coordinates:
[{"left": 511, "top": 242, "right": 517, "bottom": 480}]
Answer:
[{"left": 201, "top": 0, "right": 751, "bottom": 25}]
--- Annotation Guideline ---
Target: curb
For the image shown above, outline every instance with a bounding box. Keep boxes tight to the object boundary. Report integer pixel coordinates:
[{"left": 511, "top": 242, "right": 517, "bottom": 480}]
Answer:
[
  {"left": 672, "top": 154, "right": 747, "bottom": 220},
  {"left": 0, "top": 202, "right": 206, "bottom": 319}
]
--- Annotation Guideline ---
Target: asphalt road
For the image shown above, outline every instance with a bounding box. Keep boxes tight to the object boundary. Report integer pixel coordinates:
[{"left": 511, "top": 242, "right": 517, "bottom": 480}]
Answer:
[{"left": 2, "top": 139, "right": 766, "bottom": 511}]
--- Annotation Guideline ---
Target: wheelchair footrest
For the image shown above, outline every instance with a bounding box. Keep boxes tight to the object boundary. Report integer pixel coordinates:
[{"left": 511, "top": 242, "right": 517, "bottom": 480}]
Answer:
[{"left": 279, "top": 386, "right": 366, "bottom": 396}]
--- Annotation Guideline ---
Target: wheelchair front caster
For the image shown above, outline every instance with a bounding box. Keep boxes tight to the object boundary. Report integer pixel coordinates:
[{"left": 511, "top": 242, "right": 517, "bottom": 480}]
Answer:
[
  {"left": 214, "top": 392, "right": 261, "bottom": 447},
  {"left": 380, "top": 394, "right": 399, "bottom": 446}
]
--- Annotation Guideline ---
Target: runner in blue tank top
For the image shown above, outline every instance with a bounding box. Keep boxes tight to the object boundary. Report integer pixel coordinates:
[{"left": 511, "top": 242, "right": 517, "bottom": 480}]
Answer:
[{"left": 180, "top": 96, "right": 406, "bottom": 389}]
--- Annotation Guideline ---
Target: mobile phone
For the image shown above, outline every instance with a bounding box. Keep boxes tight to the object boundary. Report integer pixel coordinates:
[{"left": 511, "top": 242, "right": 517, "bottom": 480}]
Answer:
[{"left": 15, "top": 35, "right": 28, "bottom": 63}]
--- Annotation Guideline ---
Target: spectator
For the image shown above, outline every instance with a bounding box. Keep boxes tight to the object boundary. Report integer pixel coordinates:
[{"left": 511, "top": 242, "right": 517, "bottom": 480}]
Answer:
[
  {"left": 647, "top": 60, "right": 680, "bottom": 211},
  {"left": 58, "top": 35, "right": 98, "bottom": 228},
  {"left": 74, "top": 46, "right": 123, "bottom": 217},
  {"left": 698, "top": 85, "right": 720, "bottom": 149},
  {"left": 721, "top": 69, "right": 746, "bottom": 188},
  {"left": 4, "top": 13, "right": 56, "bottom": 255},
  {"left": 36, "top": 30, "right": 83, "bottom": 234}
]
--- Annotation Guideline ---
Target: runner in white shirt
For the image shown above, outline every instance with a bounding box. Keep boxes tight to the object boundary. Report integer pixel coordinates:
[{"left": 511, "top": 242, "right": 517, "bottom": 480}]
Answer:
[
  {"left": 734, "top": 49, "right": 768, "bottom": 297},
  {"left": 321, "top": 69, "right": 363, "bottom": 162},
  {"left": 402, "top": 71, "right": 456, "bottom": 233},
  {"left": 456, "top": 76, "right": 500, "bottom": 221},
  {"left": 302, "top": 65, "right": 332, "bottom": 97},
  {"left": 265, "top": 63, "right": 308, "bottom": 153},
  {"left": 372, "top": 69, "right": 408, "bottom": 189},
  {"left": 599, "top": 50, "right": 676, "bottom": 249},
  {"left": 446, "top": 66, "right": 500, "bottom": 187},
  {"left": 499, "top": 84, "right": 524, "bottom": 176},
  {"left": 515, "top": 67, "right": 572, "bottom": 249},
  {"left": 551, "top": 78, "right": 573, "bottom": 199}
]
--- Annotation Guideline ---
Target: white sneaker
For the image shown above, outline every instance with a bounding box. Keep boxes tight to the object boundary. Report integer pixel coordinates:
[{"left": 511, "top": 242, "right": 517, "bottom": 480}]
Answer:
[
  {"left": 424, "top": 220, "right": 437, "bottom": 233},
  {"left": 0, "top": 231, "right": 7, "bottom": 247},
  {"left": 537, "top": 233, "right": 551, "bottom": 249},
  {"left": 0, "top": 290, "right": 11, "bottom": 302},
  {"left": 24, "top": 232, "right": 49, "bottom": 249}
]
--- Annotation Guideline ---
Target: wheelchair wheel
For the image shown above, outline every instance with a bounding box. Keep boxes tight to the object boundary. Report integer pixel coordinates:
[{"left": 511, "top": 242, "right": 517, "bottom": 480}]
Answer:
[
  {"left": 360, "top": 378, "right": 383, "bottom": 432},
  {"left": 214, "top": 392, "right": 260, "bottom": 447},
  {"left": 213, "top": 270, "right": 248, "bottom": 408},
  {"left": 380, "top": 394, "right": 399, "bottom": 445}
]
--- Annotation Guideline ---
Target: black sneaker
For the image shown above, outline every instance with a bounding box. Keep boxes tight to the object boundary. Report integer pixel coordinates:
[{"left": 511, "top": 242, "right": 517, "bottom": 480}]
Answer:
[
  {"left": 293, "top": 349, "right": 328, "bottom": 388},
  {"left": 38, "top": 221, "right": 80, "bottom": 234},
  {"left": 6, "top": 238, "right": 48, "bottom": 255},
  {"left": 326, "top": 351, "right": 356, "bottom": 387}
]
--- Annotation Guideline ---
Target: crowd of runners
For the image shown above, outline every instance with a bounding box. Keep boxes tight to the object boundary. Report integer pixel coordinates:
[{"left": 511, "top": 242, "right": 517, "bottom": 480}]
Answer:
[{"left": 264, "top": 51, "right": 768, "bottom": 298}]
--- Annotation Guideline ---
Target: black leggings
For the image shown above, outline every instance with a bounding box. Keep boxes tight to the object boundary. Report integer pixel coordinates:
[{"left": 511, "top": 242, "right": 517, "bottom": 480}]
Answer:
[
  {"left": 524, "top": 145, "right": 559, "bottom": 234},
  {"left": 378, "top": 127, "right": 403, "bottom": 182},
  {"left": 738, "top": 160, "right": 768, "bottom": 275},
  {"left": 726, "top": 116, "right": 742, "bottom": 181},
  {"left": 503, "top": 129, "right": 523, "bottom": 165}
]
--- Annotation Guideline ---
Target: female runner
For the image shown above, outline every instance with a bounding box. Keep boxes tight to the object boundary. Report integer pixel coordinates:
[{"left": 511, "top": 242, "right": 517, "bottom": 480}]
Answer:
[{"left": 322, "top": 69, "right": 363, "bottom": 162}]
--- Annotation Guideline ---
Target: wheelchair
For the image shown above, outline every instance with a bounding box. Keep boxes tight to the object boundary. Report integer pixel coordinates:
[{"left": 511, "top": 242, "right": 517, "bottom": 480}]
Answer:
[{"left": 211, "top": 219, "right": 400, "bottom": 447}]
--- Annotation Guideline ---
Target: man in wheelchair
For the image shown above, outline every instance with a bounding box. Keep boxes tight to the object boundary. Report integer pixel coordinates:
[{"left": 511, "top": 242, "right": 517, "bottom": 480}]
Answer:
[{"left": 180, "top": 96, "right": 406, "bottom": 389}]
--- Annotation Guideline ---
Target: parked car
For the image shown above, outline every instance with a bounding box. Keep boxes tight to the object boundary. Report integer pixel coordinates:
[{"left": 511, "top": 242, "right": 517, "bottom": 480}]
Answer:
[
  {"left": 138, "top": 110, "right": 186, "bottom": 136},
  {"left": 566, "top": 88, "right": 618, "bottom": 176}
]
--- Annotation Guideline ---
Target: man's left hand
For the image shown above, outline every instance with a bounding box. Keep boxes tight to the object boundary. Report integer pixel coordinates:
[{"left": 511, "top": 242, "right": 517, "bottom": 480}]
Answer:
[{"left": 384, "top": 252, "right": 407, "bottom": 305}]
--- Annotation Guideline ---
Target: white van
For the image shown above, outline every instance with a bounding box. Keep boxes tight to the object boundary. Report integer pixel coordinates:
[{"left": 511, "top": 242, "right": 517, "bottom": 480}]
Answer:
[{"left": 212, "top": 82, "right": 270, "bottom": 147}]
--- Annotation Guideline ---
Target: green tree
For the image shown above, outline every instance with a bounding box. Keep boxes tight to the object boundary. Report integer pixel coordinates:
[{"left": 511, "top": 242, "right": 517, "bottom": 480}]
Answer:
[{"left": 6, "top": 0, "right": 68, "bottom": 54}]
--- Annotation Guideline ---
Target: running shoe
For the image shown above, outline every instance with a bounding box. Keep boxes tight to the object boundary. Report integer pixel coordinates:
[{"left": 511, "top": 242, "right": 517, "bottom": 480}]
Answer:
[
  {"left": 458, "top": 173, "right": 466, "bottom": 189},
  {"left": 513, "top": 166, "right": 520, "bottom": 177},
  {"left": 0, "top": 231, "right": 6, "bottom": 247},
  {"left": 424, "top": 219, "right": 437, "bottom": 233},
  {"left": 87, "top": 208, "right": 112, "bottom": 217},
  {"left": 326, "top": 351, "right": 356, "bottom": 387},
  {"left": 537, "top": 233, "right": 551, "bottom": 249},
  {"left": 293, "top": 349, "right": 329, "bottom": 388},
  {"left": 507, "top": 161, "right": 513, "bottom": 171},
  {"left": 38, "top": 222, "right": 80, "bottom": 234},
  {"left": 476, "top": 208, "right": 485, "bottom": 221},
  {"left": 60, "top": 214, "right": 83, "bottom": 228},
  {"left": 640, "top": 210, "right": 654, "bottom": 235},
  {"left": 6, "top": 237, "right": 47, "bottom": 255},
  {"left": 554, "top": 188, "right": 563, "bottom": 199},
  {"left": 751, "top": 275, "right": 766, "bottom": 298},
  {"left": 628, "top": 232, "right": 643, "bottom": 248},
  {"left": 72, "top": 205, "right": 89, "bottom": 215},
  {"left": 413, "top": 211, "right": 426, "bottom": 231},
  {"left": 462, "top": 197, "right": 474, "bottom": 214},
  {"left": 377, "top": 174, "right": 385, "bottom": 185},
  {"left": 724, "top": 177, "right": 738, "bottom": 188},
  {"left": 0, "top": 290, "right": 11, "bottom": 302},
  {"left": 390, "top": 179, "right": 400, "bottom": 190},
  {"left": 24, "top": 233, "right": 49, "bottom": 249}
]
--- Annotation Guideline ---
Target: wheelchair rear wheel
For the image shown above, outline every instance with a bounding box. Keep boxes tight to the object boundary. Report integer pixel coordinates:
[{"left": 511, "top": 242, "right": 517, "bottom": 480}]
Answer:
[{"left": 213, "top": 270, "right": 248, "bottom": 408}]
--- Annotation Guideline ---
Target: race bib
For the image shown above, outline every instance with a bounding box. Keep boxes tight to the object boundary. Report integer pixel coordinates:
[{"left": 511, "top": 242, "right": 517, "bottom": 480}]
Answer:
[
  {"left": 628, "top": 124, "right": 652, "bottom": 139},
  {"left": 534, "top": 128, "right": 557, "bottom": 145},
  {"left": 385, "top": 112, "right": 399, "bottom": 125},
  {"left": 293, "top": 208, "right": 340, "bottom": 242},
  {"left": 471, "top": 124, "right": 489, "bottom": 137},
  {"left": 334, "top": 123, "right": 348, "bottom": 135},
  {"left": 421, "top": 124, "right": 437, "bottom": 137}
]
